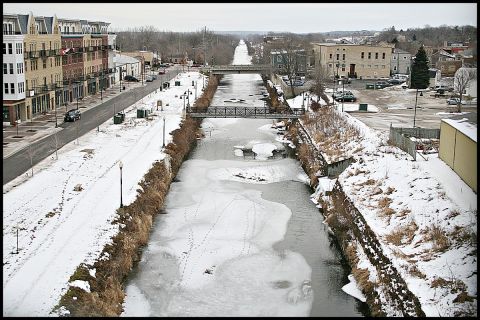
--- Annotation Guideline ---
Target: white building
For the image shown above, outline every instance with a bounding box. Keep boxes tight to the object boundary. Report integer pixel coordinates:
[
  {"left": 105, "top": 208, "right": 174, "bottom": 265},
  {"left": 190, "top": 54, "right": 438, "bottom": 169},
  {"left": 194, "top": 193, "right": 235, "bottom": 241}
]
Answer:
[
  {"left": 113, "top": 53, "right": 141, "bottom": 84},
  {"left": 3, "top": 15, "right": 26, "bottom": 124},
  {"left": 108, "top": 34, "right": 117, "bottom": 86},
  {"left": 390, "top": 48, "right": 411, "bottom": 76}
]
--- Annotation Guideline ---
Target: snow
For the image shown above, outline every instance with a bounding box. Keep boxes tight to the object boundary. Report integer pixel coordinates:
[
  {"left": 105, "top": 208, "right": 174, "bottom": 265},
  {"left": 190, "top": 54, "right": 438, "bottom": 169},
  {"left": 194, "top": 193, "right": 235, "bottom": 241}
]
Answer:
[
  {"left": 252, "top": 143, "right": 277, "bottom": 160},
  {"left": 342, "top": 274, "right": 366, "bottom": 302},
  {"left": 2, "top": 71, "right": 207, "bottom": 316},
  {"left": 442, "top": 117, "right": 477, "bottom": 142},
  {"left": 69, "top": 280, "right": 91, "bottom": 293}
]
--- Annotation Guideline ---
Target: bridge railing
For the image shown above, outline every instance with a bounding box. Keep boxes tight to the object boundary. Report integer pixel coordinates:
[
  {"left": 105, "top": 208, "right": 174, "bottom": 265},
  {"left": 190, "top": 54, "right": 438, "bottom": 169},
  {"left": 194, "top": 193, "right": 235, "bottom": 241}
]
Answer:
[{"left": 186, "top": 106, "right": 305, "bottom": 118}]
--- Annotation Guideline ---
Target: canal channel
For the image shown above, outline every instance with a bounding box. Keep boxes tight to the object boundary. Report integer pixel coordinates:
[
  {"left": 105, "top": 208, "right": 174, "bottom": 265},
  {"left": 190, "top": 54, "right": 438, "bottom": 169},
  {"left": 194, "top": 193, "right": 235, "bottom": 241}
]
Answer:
[{"left": 121, "top": 40, "right": 369, "bottom": 317}]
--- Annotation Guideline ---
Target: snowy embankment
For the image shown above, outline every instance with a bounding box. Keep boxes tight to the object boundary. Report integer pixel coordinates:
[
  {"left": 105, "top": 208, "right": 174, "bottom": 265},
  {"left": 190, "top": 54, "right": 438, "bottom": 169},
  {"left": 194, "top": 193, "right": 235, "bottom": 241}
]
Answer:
[
  {"left": 289, "top": 97, "right": 477, "bottom": 316},
  {"left": 2, "top": 71, "right": 205, "bottom": 316}
]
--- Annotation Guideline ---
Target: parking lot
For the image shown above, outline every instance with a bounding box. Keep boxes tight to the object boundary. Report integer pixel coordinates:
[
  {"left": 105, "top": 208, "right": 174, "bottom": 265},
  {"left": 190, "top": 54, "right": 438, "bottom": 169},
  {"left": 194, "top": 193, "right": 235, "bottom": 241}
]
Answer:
[{"left": 327, "top": 79, "right": 477, "bottom": 132}]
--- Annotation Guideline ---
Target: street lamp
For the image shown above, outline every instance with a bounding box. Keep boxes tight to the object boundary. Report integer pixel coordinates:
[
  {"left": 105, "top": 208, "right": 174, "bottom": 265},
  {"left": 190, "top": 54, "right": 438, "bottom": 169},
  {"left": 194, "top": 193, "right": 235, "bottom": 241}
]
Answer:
[
  {"left": 162, "top": 116, "right": 166, "bottom": 147},
  {"left": 413, "top": 89, "right": 423, "bottom": 127},
  {"left": 187, "top": 89, "right": 191, "bottom": 107},
  {"left": 119, "top": 160, "right": 123, "bottom": 208}
]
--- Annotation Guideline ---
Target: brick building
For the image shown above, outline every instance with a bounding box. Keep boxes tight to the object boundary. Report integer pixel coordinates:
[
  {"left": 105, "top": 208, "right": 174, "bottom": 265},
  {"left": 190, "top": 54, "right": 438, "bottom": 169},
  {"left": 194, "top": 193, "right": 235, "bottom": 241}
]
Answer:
[{"left": 312, "top": 42, "right": 393, "bottom": 79}]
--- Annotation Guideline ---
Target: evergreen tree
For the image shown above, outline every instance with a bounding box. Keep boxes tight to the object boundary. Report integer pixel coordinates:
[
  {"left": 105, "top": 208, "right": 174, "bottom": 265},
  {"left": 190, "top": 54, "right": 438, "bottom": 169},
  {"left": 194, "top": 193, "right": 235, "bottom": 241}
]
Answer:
[
  {"left": 410, "top": 46, "right": 430, "bottom": 89},
  {"left": 412, "top": 34, "right": 417, "bottom": 41}
]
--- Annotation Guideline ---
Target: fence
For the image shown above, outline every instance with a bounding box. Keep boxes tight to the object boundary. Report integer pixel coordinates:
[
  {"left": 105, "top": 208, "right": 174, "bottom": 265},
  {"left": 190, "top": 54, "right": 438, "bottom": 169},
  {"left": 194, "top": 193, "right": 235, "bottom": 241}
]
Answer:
[{"left": 388, "top": 125, "right": 441, "bottom": 161}]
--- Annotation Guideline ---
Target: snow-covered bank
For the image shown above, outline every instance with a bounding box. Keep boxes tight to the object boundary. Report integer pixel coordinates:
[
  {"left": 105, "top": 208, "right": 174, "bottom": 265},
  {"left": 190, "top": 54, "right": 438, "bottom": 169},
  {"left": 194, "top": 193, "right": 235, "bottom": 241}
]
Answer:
[
  {"left": 3, "top": 71, "right": 205, "bottom": 316},
  {"left": 288, "top": 97, "right": 477, "bottom": 316}
]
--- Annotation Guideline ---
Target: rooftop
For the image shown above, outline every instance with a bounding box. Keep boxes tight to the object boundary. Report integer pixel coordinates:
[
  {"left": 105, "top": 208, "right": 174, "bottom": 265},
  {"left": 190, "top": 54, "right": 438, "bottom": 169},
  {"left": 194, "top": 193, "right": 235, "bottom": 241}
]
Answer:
[{"left": 442, "top": 112, "right": 477, "bottom": 142}]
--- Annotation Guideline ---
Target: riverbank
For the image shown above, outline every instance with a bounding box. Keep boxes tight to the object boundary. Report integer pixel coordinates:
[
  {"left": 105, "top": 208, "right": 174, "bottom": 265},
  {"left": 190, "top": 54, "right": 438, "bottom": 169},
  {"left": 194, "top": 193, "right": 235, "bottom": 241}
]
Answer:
[
  {"left": 54, "top": 75, "right": 221, "bottom": 316},
  {"left": 286, "top": 96, "right": 477, "bottom": 316}
]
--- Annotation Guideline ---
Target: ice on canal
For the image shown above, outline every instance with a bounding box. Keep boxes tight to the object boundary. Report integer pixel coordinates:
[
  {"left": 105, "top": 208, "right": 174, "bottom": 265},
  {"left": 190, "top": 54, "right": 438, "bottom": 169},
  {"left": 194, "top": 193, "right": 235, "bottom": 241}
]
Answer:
[{"left": 122, "top": 158, "right": 313, "bottom": 316}]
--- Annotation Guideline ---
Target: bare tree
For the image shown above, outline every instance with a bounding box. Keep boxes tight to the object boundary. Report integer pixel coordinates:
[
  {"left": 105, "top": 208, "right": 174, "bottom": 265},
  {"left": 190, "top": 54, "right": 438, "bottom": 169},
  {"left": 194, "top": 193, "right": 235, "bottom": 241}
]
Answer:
[
  {"left": 454, "top": 68, "right": 477, "bottom": 112},
  {"left": 51, "top": 131, "right": 60, "bottom": 160},
  {"left": 26, "top": 143, "right": 36, "bottom": 176},
  {"left": 310, "top": 65, "right": 331, "bottom": 105},
  {"left": 271, "top": 40, "right": 307, "bottom": 98}
]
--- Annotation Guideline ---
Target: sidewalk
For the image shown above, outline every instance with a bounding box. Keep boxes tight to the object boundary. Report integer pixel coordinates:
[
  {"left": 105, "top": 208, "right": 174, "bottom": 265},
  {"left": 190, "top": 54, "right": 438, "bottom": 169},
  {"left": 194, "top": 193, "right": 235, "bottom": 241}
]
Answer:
[{"left": 2, "top": 81, "right": 145, "bottom": 159}]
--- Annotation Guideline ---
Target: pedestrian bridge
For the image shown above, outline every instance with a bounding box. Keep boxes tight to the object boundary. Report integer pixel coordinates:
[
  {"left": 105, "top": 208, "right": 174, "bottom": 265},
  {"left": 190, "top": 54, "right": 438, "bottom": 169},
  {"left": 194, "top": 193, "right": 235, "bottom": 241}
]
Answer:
[
  {"left": 186, "top": 106, "right": 304, "bottom": 119},
  {"left": 200, "top": 65, "right": 272, "bottom": 75}
]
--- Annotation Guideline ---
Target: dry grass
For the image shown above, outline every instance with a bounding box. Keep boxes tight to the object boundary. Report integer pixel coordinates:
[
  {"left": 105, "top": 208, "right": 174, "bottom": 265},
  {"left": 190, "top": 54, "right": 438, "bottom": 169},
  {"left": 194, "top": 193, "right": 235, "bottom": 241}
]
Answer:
[
  {"left": 385, "top": 221, "right": 418, "bottom": 246},
  {"left": 424, "top": 224, "right": 450, "bottom": 252},
  {"left": 385, "top": 186, "right": 395, "bottom": 195},
  {"left": 358, "top": 178, "right": 376, "bottom": 186},
  {"left": 408, "top": 264, "right": 427, "bottom": 279},
  {"left": 378, "top": 197, "right": 393, "bottom": 208}
]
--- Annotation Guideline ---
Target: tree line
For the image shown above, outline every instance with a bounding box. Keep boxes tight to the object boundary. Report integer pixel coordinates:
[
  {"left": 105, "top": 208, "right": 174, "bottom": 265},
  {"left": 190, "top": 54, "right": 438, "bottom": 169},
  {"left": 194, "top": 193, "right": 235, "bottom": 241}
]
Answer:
[{"left": 114, "top": 26, "right": 240, "bottom": 65}]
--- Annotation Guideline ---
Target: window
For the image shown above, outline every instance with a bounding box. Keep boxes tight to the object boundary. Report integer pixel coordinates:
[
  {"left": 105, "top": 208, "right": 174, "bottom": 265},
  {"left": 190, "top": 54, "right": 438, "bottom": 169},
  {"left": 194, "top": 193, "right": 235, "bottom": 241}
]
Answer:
[
  {"left": 403, "top": 56, "right": 407, "bottom": 60},
  {"left": 10, "top": 83, "right": 15, "bottom": 94},
  {"left": 3, "top": 43, "right": 6, "bottom": 54},
  {"left": 329, "top": 53, "right": 332, "bottom": 59},
  {"left": 8, "top": 43, "right": 13, "bottom": 54},
  {"left": 393, "top": 55, "right": 396, "bottom": 60},
  {"left": 374, "top": 65, "right": 379, "bottom": 69},
  {"left": 336, "top": 54, "right": 339, "bottom": 60},
  {"left": 18, "top": 82, "right": 24, "bottom": 93},
  {"left": 393, "top": 66, "right": 397, "bottom": 71},
  {"left": 4, "top": 83, "right": 8, "bottom": 94},
  {"left": 367, "top": 64, "right": 371, "bottom": 68},
  {"left": 17, "top": 62, "right": 23, "bottom": 74},
  {"left": 9, "top": 63, "right": 14, "bottom": 74},
  {"left": 3, "top": 63, "right": 7, "bottom": 74},
  {"left": 342, "top": 54, "right": 345, "bottom": 60},
  {"left": 375, "top": 52, "right": 378, "bottom": 59},
  {"left": 368, "top": 52, "right": 371, "bottom": 59},
  {"left": 382, "top": 52, "right": 386, "bottom": 59},
  {"left": 361, "top": 52, "right": 364, "bottom": 59},
  {"left": 341, "top": 67, "right": 345, "bottom": 71}
]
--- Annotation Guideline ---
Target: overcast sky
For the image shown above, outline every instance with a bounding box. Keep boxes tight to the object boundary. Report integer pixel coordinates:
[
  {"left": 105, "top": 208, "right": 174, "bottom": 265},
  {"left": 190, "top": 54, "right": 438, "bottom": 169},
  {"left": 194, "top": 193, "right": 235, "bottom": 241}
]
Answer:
[{"left": 3, "top": 3, "right": 477, "bottom": 33}]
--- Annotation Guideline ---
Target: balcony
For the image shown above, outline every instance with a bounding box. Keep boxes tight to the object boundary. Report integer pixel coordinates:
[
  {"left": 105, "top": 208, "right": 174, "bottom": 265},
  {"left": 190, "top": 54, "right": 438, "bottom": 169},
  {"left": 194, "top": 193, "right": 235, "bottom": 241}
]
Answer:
[
  {"left": 39, "top": 50, "right": 47, "bottom": 57},
  {"left": 28, "top": 51, "right": 38, "bottom": 59}
]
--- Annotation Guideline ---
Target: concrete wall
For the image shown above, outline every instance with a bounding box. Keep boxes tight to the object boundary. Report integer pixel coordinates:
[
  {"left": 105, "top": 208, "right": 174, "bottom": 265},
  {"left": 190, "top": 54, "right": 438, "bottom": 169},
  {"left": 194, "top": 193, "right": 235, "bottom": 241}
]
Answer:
[{"left": 439, "top": 121, "right": 477, "bottom": 193}]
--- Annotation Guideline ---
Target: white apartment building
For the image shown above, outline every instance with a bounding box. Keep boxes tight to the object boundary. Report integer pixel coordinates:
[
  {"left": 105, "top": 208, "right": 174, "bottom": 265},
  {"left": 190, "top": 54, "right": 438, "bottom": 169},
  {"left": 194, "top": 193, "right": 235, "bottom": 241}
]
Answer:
[{"left": 3, "top": 16, "right": 26, "bottom": 124}]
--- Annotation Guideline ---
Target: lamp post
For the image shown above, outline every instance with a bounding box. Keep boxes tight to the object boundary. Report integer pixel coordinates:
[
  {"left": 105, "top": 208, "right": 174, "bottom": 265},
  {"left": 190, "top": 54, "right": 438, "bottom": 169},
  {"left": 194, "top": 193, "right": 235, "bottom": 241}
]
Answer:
[
  {"left": 182, "top": 93, "right": 186, "bottom": 111},
  {"left": 162, "top": 116, "right": 166, "bottom": 147},
  {"left": 342, "top": 79, "right": 345, "bottom": 112},
  {"left": 187, "top": 88, "right": 191, "bottom": 107},
  {"left": 413, "top": 88, "right": 423, "bottom": 127},
  {"left": 119, "top": 160, "right": 123, "bottom": 208}
]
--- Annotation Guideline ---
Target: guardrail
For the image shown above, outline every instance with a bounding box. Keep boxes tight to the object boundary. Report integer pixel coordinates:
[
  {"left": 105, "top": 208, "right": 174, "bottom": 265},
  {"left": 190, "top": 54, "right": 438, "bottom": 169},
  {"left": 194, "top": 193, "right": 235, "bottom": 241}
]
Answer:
[{"left": 186, "top": 106, "right": 304, "bottom": 119}]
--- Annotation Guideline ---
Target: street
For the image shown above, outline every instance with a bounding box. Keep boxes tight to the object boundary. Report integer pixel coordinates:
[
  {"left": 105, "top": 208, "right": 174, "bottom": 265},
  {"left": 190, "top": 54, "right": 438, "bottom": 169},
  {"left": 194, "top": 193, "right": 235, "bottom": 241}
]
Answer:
[{"left": 3, "top": 66, "right": 183, "bottom": 184}]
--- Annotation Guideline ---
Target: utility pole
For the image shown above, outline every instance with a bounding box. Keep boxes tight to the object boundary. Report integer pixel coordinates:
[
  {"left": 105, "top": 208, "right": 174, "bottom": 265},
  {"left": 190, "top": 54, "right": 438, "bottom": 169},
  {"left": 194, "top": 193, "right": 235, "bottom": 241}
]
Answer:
[{"left": 203, "top": 26, "right": 206, "bottom": 67}]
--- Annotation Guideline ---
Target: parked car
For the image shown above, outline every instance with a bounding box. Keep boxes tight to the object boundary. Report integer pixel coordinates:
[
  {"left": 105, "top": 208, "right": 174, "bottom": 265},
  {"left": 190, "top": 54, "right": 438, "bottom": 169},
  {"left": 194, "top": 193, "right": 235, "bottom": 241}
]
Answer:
[
  {"left": 151, "top": 74, "right": 157, "bottom": 80},
  {"left": 338, "top": 76, "right": 351, "bottom": 84},
  {"left": 374, "top": 81, "right": 391, "bottom": 89},
  {"left": 332, "top": 90, "right": 344, "bottom": 99},
  {"left": 447, "top": 97, "right": 463, "bottom": 105},
  {"left": 388, "top": 78, "right": 404, "bottom": 85},
  {"left": 124, "top": 75, "right": 139, "bottom": 82},
  {"left": 64, "top": 109, "right": 81, "bottom": 122},
  {"left": 146, "top": 75, "right": 154, "bottom": 82},
  {"left": 158, "top": 69, "right": 166, "bottom": 75},
  {"left": 335, "top": 91, "right": 356, "bottom": 102}
]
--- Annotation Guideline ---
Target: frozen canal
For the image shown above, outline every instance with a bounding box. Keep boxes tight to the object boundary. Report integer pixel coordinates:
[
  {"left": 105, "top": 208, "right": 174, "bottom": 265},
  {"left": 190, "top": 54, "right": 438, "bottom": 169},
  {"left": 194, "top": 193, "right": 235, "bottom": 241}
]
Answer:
[{"left": 121, "top": 40, "right": 368, "bottom": 316}]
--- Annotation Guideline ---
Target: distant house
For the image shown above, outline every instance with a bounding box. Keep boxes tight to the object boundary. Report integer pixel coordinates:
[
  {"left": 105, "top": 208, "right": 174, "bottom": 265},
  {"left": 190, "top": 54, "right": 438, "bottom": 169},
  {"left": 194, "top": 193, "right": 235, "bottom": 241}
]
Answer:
[
  {"left": 390, "top": 48, "right": 411, "bottom": 75},
  {"left": 270, "top": 49, "right": 307, "bottom": 75},
  {"left": 437, "top": 60, "right": 463, "bottom": 77},
  {"left": 439, "top": 113, "right": 477, "bottom": 193},
  {"left": 168, "top": 52, "right": 188, "bottom": 64}
]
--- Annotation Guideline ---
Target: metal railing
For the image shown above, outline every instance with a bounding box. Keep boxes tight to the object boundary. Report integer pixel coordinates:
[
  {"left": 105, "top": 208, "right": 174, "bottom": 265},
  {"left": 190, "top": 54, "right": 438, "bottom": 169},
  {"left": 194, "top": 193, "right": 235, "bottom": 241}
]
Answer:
[{"left": 187, "top": 106, "right": 305, "bottom": 119}]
